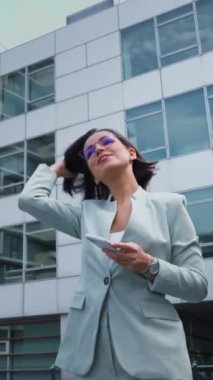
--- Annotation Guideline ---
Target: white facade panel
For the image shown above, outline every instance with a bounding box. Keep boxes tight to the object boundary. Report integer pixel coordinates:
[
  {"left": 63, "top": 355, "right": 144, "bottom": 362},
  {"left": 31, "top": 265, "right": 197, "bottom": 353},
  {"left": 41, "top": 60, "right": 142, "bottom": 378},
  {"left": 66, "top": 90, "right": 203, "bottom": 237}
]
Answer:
[
  {"left": 119, "top": 0, "right": 192, "bottom": 29},
  {"left": 56, "top": 95, "right": 88, "bottom": 129},
  {"left": 89, "top": 83, "right": 123, "bottom": 119},
  {"left": 56, "top": 124, "right": 91, "bottom": 157},
  {"left": 24, "top": 279, "right": 57, "bottom": 315},
  {"left": 57, "top": 244, "right": 82, "bottom": 278},
  {"left": 87, "top": 31, "right": 120, "bottom": 66},
  {"left": 149, "top": 160, "right": 173, "bottom": 193},
  {"left": 57, "top": 277, "right": 80, "bottom": 313},
  {"left": 0, "top": 115, "right": 25, "bottom": 147},
  {"left": 166, "top": 151, "right": 213, "bottom": 192},
  {"left": 26, "top": 104, "right": 56, "bottom": 139},
  {"left": 0, "top": 284, "right": 23, "bottom": 317},
  {"left": 123, "top": 71, "right": 162, "bottom": 109},
  {"left": 56, "top": 57, "right": 122, "bottom": 101},
  {"left": 161, "top": 57, "right": 203, "bottom": 98},
  {"left": 55, "top": 45, "right": 87, "bottom": 77},
  {"left": 201, "top": 51, "right": 213, "bottom": 86},
  {"left": 0, "top": 195, "right": 25, "bottom": 228},
  {"left": 56, "top": 7, "right": 118, "bottom": 53},
  {"left": 0, "top": 33, "right": 55, "bottom": 75}
]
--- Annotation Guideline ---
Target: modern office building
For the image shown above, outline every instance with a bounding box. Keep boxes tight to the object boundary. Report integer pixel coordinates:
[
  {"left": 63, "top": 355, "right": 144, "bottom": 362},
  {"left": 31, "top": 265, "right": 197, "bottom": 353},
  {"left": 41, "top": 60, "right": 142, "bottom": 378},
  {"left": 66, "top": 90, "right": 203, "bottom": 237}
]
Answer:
[{"left": 0, "top": 0, "right": 213, "bottom": 378}]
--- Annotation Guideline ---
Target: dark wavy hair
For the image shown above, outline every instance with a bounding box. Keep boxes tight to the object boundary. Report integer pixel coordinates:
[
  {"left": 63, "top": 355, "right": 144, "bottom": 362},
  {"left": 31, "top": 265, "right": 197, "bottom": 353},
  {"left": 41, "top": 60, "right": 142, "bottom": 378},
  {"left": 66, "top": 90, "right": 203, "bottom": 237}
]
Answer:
[{"left": 63, "top": 128, "right": 157, "bottom": 200}]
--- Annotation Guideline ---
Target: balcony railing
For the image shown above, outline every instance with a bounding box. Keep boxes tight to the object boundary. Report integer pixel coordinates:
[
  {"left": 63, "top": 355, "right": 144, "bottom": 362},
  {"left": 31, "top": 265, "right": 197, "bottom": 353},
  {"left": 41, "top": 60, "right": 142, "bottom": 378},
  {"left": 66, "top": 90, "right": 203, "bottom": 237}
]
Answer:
[
  {"left": 1, "top": 363, "right": 213, "bottom": 379},
  {"left": 192, "top": 363, "right": 213, "bottom": 380}
]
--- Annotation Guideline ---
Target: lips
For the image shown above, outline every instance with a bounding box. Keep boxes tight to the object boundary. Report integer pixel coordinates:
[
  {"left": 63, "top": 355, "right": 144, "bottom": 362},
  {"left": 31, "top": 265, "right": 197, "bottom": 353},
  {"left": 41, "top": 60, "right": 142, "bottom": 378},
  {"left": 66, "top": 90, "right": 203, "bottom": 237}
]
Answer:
[{"left": 98, "top": 154, "right": 112, "bottom": 164}]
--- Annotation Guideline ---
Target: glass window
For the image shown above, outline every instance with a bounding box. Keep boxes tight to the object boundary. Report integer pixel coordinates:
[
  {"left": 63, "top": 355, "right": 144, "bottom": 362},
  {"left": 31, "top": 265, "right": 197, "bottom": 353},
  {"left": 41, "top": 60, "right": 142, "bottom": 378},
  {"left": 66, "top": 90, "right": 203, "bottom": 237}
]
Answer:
[
  {"left": 127, "top": 102, "right": 166, "bottom": 160},
  {"left": 0, "top": 142, "right": 24, "bottom": 197},
  {"left": 26, "top": 221, "right": 56, "bottom": 281},
  {"left": 26, "top": 134, "right": 55, "bottom": 178},
  {"left": 0, "top": 225, "right": 23, "bottom": 284},
  {"left": 0, "top": 70, "right": 25, "bottom": 121},
  {"left": 121, "top": 19, "right": 158, "bottom": 79},
  {"left": 28, "top": 59, "right": 54, "bottom": 111},
  {"left": 183, "top": 187, "right": 213, "bottom": 258},
  {"left": 0, "top": 58, "right": 55, "bottom": 122},
  {"left": 165, "top": 89, "right": 210, "bottom": 157},
  {"left": 196, "top": 0, "right": 213, "bottom": 53},
  {"left": 207, "top": 85, "right": 213, "bottom": 132},
  {"left": 0, "top": 318, "right": 60, "bottom": 380},
  {"left": 157, "top": 5, "right": 198, "bottom": 66},
  {"left": 0, "top": 133, "right": 54, "bottom": 199}
]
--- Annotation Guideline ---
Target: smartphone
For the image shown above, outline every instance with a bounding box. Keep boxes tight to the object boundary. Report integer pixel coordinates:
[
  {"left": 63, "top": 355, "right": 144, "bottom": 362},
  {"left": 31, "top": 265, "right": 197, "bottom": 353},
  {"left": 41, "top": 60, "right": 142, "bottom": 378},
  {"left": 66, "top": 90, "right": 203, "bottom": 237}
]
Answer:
[{"left": 85, "top": 233, "right": 120, "bottom": 252}]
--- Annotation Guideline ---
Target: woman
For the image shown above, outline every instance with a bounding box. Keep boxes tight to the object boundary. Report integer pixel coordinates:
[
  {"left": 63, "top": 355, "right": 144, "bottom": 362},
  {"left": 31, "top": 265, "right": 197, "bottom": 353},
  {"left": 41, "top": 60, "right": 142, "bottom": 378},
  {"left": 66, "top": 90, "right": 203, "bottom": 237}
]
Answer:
[{"left": 18, "top": 128, "right": 208, "bottom": 380}]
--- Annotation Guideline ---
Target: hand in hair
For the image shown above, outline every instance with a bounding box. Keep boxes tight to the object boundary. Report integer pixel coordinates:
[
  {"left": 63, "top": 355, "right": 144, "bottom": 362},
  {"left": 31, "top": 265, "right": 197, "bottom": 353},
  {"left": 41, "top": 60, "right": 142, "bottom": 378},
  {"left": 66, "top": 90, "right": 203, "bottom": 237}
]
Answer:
[{"left": 51, "top": 161, "right": 73, "bottom": 178}]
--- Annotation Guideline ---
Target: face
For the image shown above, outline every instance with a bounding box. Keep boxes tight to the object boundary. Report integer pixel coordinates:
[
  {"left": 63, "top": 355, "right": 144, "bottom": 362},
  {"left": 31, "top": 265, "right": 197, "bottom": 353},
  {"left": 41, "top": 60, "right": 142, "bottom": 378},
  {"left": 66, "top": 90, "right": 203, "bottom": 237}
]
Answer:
[{"left": 83, "top": 131, "right": 136, "bottom": 183}]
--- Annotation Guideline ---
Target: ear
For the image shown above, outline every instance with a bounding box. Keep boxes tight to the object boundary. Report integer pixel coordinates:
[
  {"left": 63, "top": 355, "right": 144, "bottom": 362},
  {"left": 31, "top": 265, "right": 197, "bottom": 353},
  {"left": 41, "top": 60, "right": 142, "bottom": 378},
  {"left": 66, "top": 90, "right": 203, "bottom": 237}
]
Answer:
[{"left": 129, "top": 147, "right": 137, "bottom": 161}]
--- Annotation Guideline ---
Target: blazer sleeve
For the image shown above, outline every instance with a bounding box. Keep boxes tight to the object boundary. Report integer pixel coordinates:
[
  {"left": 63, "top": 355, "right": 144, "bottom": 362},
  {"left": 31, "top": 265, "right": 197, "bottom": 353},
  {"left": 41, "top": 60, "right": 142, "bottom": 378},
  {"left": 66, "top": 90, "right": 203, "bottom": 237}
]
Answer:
[
  {"left": 18, "top": 164, "right": 81, "bottom": 239},
  {"left": 148, "top": 195, "right": 208, "bottom": 302}
]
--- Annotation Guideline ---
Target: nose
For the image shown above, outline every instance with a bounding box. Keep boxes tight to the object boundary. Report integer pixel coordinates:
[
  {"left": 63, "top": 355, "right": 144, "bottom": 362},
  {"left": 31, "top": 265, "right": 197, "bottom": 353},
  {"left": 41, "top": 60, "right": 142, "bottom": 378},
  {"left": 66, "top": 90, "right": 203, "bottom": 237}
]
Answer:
[{"left": 94, "top": 142, "right": 105, "bottom": 155}]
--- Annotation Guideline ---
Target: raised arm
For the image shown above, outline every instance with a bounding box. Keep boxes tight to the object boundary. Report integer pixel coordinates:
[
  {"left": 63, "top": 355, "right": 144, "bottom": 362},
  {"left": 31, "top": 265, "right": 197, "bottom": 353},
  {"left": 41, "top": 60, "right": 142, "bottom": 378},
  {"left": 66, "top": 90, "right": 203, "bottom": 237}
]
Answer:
[{"left": 18, "top": 163, "right": 81, "bottom": 239}]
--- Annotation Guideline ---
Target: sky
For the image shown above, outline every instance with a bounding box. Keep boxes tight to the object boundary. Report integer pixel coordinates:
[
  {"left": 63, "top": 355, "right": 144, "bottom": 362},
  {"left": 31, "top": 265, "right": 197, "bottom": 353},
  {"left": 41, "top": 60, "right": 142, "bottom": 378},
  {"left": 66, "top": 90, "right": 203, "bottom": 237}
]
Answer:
[{"left": 0, "top": 0, "right": 101, "bottom": 52}]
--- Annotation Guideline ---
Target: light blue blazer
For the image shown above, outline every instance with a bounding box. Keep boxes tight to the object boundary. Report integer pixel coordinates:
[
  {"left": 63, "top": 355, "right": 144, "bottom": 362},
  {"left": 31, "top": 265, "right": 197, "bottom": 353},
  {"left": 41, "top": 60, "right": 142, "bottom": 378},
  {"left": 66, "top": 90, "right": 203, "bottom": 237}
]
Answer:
[{"left": 18, "top": 164, "right": 208, "bottom": 380}]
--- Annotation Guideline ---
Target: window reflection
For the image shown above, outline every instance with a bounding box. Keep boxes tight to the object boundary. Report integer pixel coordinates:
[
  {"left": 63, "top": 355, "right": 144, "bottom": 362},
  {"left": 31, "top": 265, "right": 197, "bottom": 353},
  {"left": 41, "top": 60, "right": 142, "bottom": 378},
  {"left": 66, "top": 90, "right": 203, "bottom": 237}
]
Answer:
[
  {"left": 0, "top": 59, "right": 54, "bottom": 122},
  {"left": 158, "top": 14, "right": 197, "bottom": 60},
  {"left": 127, "top": 102, "right": 166, "bottom": 160},
  {"left": 26, "top": 134, "right": 55, "bottom": 178},
  {"left": 28, "top": 59, "right": 54, "bottom": 111},
  {"left": 0, "top": 221, "right": 56, "bottom": 284},
  {"left": 121, "top": 19, "right": 158, "bottom": 79},
  {"left": 165, "top": 89, "right": 210, "bottom": 156},
  {"left": 183, "top": 187, "right": 213, "bottom": 258},
  {"left": 0, "top": 70, "right": 25, "bottom": 121},
  {"left": 0, "top": 319, "right": 60, "bottom": 379},
  {"left": 196, "top": 0, "right": 213, "bottom": 53},
  {"left": 0, "top": 225, "right": 23, "bottom": 284},
  {"left": 0, "top": 143, "right": 24, "bottom": 197},
  {"left": 26, "top": 221, "right": 56, "bottom": 280},
  {"left": 0, "top": 133, "right": 54, "bottom": 198}
]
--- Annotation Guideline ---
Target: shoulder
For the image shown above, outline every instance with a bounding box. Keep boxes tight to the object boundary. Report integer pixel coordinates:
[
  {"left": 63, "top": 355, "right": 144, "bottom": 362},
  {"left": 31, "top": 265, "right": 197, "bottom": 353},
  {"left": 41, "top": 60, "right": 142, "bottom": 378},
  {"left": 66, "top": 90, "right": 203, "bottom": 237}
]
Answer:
[{"left": 148, "top": 191, "right": 186, "bottom": 208}]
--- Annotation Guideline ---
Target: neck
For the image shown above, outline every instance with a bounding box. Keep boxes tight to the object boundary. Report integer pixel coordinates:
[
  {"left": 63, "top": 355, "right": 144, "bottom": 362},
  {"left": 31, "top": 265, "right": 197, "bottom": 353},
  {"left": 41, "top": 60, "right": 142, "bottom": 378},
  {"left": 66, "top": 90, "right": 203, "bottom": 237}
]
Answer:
[{"left": 104, "top": 170, "right": 139, "bottom": 203}]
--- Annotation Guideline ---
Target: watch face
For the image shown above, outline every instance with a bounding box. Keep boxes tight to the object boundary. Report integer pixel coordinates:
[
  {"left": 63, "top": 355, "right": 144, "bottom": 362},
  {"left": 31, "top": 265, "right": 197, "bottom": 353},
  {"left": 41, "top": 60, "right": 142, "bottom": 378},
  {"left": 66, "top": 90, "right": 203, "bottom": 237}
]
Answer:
[{"left": 149, "top": 259, "right": 159, "bottom": 275}]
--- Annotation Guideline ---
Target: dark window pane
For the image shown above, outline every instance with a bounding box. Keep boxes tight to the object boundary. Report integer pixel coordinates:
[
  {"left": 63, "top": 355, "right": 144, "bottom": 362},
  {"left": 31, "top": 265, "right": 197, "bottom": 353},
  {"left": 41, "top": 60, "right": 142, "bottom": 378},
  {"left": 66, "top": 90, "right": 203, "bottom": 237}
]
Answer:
[
  {"left": 196, "top": 0, "right": 213, "bottom": 53},
  {"left": 183, "top": 187, "right": 213, "bottom": 202},
  {"left": 28, "top": 95, "right": 54, "bottom": 111},
  {"left": 122, "top": 19, "right": 158, "bottom": 79},
  {"left": 166, "top": 89, "right": 210, "bottom": 157},
  {"left": 0, "top": 70, "right": 25, "bottom": 119},
  {"left": 158, "top": 15, "right": 197, "bottom": 57},
  {"left": 1, "top": 90, "right": 25, "bottom": 119},
  {"left": 2, "top": 70, "right": 25, "bottom": 97},
  {"left": 161, "top": 47, "right": 198, "bottom": 66},
  {"left": 157, "top": 4, "right": 193, "bottom": 24},
  {"left": 126, "top": 101, "right": 161, "bottom": 120},
  {"left": 26, "top": 134, "right": 54, "bottom": 177},
  {"left": 207, "top": 85, "right": 213, "bottom": 97},
  {"left": 0, "top": 225, "right": 23, "bottom": 284},
  {"left": 209, "top": 98, "right": 213, "bottom": 132},
  {"left": 26, "top": 221, "right": 56, "bottom": 274},
  {"left": 127, "top": 113, "right": 165, "bottom": 152},
  {"left": 0, "top": 142, "right": 24, "bottom": 198},
  {"left": 201, "top": 244, "right": 213, "bottom": 258},
  {"left": 142, "top": 149, "right": 166, "bottom": 161},
  {"left": 188, "top": 202, "right": 213, "bottom": 244}
]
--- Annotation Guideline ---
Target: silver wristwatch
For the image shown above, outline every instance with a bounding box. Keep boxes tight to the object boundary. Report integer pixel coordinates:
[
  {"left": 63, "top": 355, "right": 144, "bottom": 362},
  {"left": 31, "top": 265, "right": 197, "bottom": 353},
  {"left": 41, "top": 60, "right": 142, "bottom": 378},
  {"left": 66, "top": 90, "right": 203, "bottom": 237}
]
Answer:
[{"left": 142, "top": 257, "right": 159, "bottom": 277}]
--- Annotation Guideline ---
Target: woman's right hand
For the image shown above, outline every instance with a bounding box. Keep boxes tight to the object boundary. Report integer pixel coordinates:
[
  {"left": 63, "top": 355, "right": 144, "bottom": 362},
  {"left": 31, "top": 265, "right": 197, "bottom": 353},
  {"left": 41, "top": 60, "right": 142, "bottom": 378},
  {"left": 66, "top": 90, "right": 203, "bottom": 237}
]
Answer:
[{"left": 51, "top": 161, "right": 72, "bottom": 178}]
